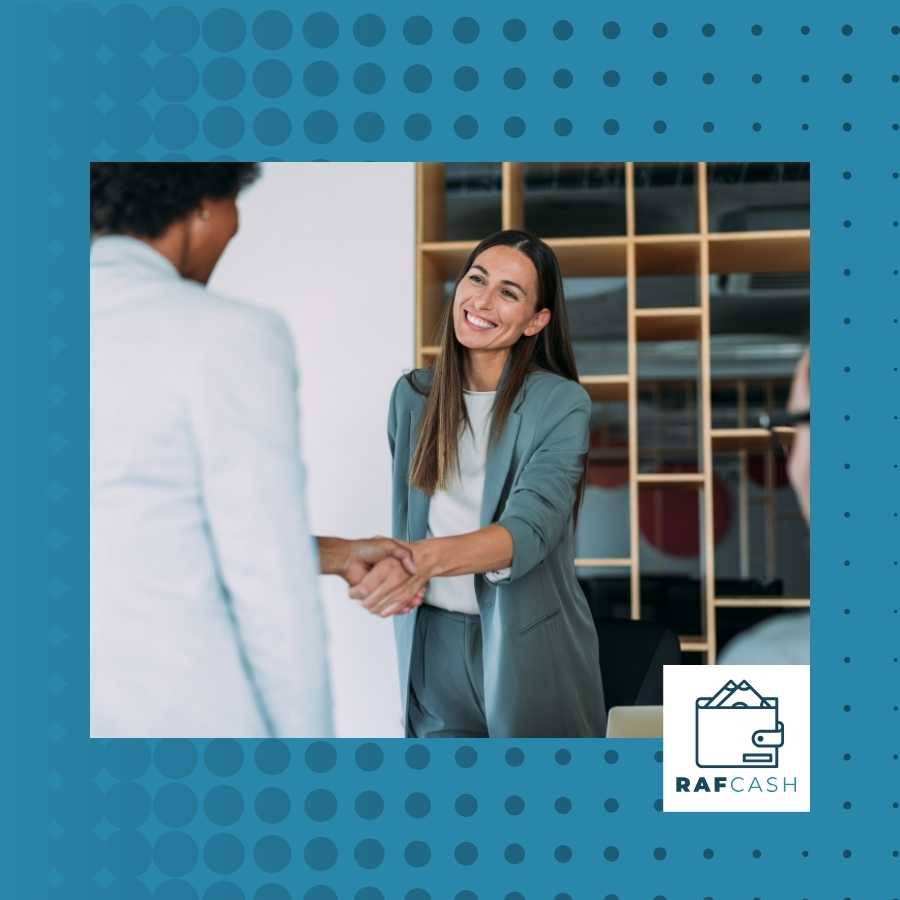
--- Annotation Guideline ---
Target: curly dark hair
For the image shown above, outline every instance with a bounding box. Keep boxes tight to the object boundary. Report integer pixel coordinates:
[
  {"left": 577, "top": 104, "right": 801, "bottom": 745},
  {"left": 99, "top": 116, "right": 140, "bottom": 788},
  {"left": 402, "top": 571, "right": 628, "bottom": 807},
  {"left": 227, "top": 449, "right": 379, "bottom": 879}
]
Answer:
[{"left": 90, "top": 162, "right": 261, "bottom": 238}]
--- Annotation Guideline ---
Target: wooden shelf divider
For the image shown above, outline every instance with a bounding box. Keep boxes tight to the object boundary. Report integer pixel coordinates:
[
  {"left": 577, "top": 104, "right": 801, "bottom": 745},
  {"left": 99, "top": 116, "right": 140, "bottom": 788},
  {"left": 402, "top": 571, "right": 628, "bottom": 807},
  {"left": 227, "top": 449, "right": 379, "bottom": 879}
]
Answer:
[
  {"left": 580, "top": 374, "right": 630, "bottom": 402},
  {"left": 711, "top": 427, "right": 796, "bottom": 453},
  {"left": 636, "top": 472, "right": 705, "bottom": 487},
  {"left": 679, "top": 635, "right": 709, "bottom": 652},
  {"left": 714, "top": 597, "right": 810, "bottom": 609},
  {"left": 634, "top": 307, "right": 703, "bottom": 341},
  {"left": 502, "top": 162, "right": 524, "bottom": 230},
  {"left": 707, "top": 229, "right": 809, "bottom": 273},
  {"left": 575, "top": 558, "right": 632, "bottom": 568}
]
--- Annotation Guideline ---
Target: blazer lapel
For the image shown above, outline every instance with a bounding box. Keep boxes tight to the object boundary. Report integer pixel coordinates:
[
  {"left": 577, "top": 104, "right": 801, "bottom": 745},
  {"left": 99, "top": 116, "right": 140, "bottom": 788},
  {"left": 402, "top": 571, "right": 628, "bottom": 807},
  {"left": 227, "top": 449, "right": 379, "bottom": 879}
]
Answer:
[
  {"left": 407, "top": 407, "right": 430, "bottom": 541},
  {"left": 480, "top": 408, "right": 522, "bottom": 527}
]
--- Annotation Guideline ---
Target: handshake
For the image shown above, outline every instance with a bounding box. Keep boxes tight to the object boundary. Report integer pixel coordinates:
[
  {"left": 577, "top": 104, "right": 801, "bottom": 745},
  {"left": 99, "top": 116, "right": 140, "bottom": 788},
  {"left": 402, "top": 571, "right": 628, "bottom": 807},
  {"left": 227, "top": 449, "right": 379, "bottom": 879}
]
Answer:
[{"left": 327, "top": 536, "right": 428, "bottom": 618}]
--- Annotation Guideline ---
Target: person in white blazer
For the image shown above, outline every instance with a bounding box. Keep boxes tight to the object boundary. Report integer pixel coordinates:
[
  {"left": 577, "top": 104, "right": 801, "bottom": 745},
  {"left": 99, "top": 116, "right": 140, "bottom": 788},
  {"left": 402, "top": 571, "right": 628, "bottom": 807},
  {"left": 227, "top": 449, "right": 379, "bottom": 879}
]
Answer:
[{"left": 90, "top": 163, "right": 422, "bottom": 738}]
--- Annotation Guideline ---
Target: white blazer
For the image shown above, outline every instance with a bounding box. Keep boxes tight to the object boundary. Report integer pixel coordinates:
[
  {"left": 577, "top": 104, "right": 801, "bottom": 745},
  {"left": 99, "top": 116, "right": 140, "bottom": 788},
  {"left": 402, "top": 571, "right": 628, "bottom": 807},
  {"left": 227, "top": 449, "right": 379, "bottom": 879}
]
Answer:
[{"left": 90, "top": 235, "right": 333, "bottom": 738}]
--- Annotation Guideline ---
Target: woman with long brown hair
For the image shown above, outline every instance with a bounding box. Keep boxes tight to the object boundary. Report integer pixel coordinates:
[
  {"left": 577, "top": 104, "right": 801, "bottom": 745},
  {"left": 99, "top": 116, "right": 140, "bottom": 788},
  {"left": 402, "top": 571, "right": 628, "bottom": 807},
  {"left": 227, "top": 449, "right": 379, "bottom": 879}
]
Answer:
[{"left": 351, "top": 229, "right": 606, "bottom": 737}]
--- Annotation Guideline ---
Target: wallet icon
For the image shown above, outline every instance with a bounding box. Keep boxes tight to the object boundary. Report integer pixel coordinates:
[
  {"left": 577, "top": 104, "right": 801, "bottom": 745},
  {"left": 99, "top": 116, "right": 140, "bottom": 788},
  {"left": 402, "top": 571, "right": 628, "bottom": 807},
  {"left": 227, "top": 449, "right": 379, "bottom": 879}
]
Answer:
[{"left": 695, "top": 679, "right": 785, "bottom": 768}]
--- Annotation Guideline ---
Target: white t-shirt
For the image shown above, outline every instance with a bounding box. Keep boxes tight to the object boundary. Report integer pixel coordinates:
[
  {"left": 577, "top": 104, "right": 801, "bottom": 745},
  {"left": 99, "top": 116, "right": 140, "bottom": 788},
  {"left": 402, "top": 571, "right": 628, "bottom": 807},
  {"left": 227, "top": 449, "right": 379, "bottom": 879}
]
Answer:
[{"left": 425, "top": 390, "right": 496, "bottom": 614}]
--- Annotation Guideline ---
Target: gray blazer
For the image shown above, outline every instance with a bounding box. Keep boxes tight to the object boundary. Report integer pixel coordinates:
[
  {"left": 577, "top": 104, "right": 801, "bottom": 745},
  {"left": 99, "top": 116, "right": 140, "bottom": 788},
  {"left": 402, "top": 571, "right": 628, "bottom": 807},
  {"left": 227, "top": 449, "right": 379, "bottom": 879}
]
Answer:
[{"left": 388, "top": 368, "right": 607, "bottom": 737}]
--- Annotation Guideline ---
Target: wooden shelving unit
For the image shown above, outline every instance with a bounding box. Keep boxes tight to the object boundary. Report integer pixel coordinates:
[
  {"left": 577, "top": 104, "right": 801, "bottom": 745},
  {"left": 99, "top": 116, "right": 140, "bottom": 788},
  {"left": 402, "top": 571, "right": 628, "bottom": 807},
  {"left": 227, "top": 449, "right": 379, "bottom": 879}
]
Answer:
[{"left": 415, "top": 162, "right": 810, "bottom": 663}]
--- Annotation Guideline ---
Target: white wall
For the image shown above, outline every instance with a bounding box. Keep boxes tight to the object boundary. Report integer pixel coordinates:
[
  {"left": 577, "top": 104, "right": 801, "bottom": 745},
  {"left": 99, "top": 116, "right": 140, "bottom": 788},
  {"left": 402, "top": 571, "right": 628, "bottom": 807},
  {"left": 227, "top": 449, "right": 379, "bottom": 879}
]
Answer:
[{"left": 210, "top": 162, "right": 416, "bottom": 736}]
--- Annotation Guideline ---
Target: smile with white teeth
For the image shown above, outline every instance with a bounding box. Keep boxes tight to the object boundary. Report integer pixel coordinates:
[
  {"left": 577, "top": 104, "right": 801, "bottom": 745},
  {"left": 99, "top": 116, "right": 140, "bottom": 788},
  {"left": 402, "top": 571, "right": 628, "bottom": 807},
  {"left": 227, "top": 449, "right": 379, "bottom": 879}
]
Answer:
[{"left": 464, "top": 310, "right": 497, "bottom": 330}]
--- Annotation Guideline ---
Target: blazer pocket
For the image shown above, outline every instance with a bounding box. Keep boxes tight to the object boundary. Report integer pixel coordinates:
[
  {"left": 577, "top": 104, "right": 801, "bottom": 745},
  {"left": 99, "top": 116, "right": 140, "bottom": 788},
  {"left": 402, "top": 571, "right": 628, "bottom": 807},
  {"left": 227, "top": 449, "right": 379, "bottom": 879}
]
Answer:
[
  {"left": 519, "top": 607, "right": 561, "bottom": 636},
  {"left": 516, "top": 564, "right": 562, "bottom": 635}
]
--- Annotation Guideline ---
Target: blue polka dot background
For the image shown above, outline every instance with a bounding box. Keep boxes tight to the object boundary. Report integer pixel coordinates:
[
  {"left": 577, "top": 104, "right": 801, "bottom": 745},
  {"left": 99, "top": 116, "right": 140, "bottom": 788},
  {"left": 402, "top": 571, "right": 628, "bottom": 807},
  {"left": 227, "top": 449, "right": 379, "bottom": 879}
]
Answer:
[{"left": 16, "top": 1, "right": 900, "bottom": 896}]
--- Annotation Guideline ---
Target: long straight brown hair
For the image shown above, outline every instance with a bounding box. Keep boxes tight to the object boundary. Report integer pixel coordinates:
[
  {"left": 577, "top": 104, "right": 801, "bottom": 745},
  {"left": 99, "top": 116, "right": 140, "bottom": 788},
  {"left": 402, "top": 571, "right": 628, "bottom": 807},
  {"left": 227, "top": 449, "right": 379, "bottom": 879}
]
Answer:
[{"left": 407, "top": 229, "right": 587, "bottom": 519}]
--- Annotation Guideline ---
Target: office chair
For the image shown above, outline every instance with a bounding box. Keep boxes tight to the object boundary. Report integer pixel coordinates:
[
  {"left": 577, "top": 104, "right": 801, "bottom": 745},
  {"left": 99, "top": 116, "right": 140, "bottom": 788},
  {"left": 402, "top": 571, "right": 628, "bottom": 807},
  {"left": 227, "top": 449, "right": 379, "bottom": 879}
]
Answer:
[{"left": 591, "top": 615, "right": 682, "bottom": 709}]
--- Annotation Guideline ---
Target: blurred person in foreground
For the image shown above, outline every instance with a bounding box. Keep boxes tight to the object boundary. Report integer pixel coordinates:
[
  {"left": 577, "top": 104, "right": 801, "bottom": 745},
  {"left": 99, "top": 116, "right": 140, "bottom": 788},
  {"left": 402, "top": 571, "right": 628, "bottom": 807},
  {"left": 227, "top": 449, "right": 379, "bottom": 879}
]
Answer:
[
  {"left": 717, "top": 348, "right": 810, "bottom": 665},
  {"left": 90, "top": 163, "right": 421, "bottom": 738}
]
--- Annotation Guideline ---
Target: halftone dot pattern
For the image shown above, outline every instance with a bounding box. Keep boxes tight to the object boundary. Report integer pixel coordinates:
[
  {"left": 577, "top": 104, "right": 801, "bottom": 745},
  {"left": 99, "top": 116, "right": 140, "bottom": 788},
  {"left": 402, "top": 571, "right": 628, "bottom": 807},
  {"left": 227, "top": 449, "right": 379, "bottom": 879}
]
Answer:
[
  {"left": 202, "top": 8, "right": 246, "bottom": 53},
  {"left": 404, "top": 791, "right": 430, "bottom": 818},
  {"left": 404, "top": 114, "right": 432, "bottom": 141},
  {"left": 154, "top": 782, "right": 199, "bottom": 828},
  {"left": 503, "top": 19, "right": 526, "bottom": 42},
  {"left": 204, "top": 784, "right": 244, "bottom": 827},
  {"left": 302, "top": 12, "right": 339, "bottom": 49},
  {"left": 356, "top": 790, "right": 385, "bottom": 820},
  {"left": 253, "top": 10, "right": 292, "bottom": 51},
  {"left": 404, "top": 744, "right": 429, "bottom": 769},
  {"left": 402, "top": 15, "right": 432, "bottom": 45},
  {"left": 303, "top": 62, "right": 339, "bottom": 98},
  {"left": 254, "top": 108, "right": 291, "bottom": 146},
  {"left": 20, "top": 4, "right": 900, "bottom": 898},
  {"left": 353, "top": 14, "right": 386, "bottom": 48},
  {"left": 453, "top": 66, "right": 478, "bottom": 92},
  {"left": 255, "top": 786, "right": 290, "bottom": 824},
  {"left": 554, "top": 68, "right": 574, "bottom": 89},
  {"left": 204, "top": 833, "right": 245, "bottom": 875},
  {"left": 255, "top": 740, "right": 290, "bottom": 775},
  {"left": 204, "top": 740, "right": 244, "bottom": 777},
  {"left": 154, "top": 56, "right": 200, "bottom": 103},
  {"left": 153, "top": 7, "right": 200, "bottom": 54},
  {"left": 403, "top": 65, "right": 432, "bottom": 94},
  {"left": 353, "top": 63, "right": 385, "bottom": 95},
  {"left": 203, "top": 106, "right": 245, "bottom": 149},
  {"left": 202, "top": 57, "right": 246, "bottom": 102},
  {"left": 355, "top": 742, "right": 384, "bottom": 771},
  {"left": 253, "top": 60, "right": 291, "bottom": 100},
  {"left": 503, "top": 67, "right": 526, "bottom": 90}
]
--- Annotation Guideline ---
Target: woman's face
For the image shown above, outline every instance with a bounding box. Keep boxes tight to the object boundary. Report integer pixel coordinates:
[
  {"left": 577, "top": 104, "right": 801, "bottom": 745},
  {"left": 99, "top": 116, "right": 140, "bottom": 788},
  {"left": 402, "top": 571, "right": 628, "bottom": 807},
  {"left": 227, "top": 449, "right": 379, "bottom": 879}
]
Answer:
[{"left": 452, "top": 245, "right": 551, "bottom": 352}]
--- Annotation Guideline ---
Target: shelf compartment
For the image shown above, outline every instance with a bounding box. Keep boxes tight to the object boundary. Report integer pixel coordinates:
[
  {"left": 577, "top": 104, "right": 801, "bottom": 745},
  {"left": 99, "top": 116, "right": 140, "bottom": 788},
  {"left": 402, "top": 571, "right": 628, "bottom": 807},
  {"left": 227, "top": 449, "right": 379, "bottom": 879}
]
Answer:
[
  {"left": 441, "top": 163, "right": 502, "bottom": 241},
  {"left": 635, "top": 307, "right": 702, "bottom": 341},
  {"left": 707, "top": 230, "right": 809, "bottom": 273},
  {"left": 548, "top": 237, "right": 628, "bottom": 277},
  {"left": 580, "top": 374, "right": 629, "bottom": 402},
  {"left": 419, "top": 241, "right": 477, "bottom": 278},
  {"left": 633, "top": 163, "right": 701, "bottom": 234},
  {"left": 634, "top": 236, "right": 702, "bottom": 310},
  {"left": 637, "top": 376, "right": 702, "bottom": 474},
  {"left": 523, "top": 162, "right": 628, "bottom": 238},
  {"left": 634, "top": 235, "right": 703, "bottom": 275},
  {"left": 706, "top": 162, "right": 809, "bottom": 234},
  {"left": 711, "top": 427, "right": 796, "bottom": 453}
]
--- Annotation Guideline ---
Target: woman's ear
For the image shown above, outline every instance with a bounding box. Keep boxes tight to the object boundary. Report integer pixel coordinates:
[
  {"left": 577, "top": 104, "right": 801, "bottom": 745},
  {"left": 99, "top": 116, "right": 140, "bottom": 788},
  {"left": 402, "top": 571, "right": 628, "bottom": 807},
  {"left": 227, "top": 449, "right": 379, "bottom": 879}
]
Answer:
[{"left": 524, "top": 307, "right": 552, "bottom": 337}]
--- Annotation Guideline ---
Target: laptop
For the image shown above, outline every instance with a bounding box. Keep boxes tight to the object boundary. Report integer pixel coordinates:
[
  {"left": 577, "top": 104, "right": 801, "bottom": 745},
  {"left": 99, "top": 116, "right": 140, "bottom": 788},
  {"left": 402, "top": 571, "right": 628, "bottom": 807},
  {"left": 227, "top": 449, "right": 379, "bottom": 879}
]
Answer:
[{"left": 606, "top": 705, "right": 663, "bottom": 738}]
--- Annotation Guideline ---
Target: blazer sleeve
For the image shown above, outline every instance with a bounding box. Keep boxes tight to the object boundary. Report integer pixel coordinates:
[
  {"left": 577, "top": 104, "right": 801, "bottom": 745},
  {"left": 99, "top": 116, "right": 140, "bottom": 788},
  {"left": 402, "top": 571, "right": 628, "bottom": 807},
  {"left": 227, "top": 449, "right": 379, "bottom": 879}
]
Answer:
[
  {"left": 493, "top": 380, "right": 591, "bottom": 584},
  {"left": 191, "top": 308, "right": 334, "bottom": 737}
]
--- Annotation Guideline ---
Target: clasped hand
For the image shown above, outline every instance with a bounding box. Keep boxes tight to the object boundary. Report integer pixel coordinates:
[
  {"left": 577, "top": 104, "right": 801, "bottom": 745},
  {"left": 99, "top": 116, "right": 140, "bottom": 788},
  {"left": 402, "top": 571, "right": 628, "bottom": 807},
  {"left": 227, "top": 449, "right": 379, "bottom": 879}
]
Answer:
[{"left": 340, "top": 537, "right": 427, "bottom": 618}]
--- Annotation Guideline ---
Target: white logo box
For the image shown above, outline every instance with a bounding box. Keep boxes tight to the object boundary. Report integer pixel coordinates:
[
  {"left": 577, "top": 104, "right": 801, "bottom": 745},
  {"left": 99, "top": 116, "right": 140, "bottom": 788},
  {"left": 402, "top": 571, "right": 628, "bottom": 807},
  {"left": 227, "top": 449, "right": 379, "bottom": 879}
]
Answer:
[{"left": 663, "top": 665, "right": 810, "bottom": 813}]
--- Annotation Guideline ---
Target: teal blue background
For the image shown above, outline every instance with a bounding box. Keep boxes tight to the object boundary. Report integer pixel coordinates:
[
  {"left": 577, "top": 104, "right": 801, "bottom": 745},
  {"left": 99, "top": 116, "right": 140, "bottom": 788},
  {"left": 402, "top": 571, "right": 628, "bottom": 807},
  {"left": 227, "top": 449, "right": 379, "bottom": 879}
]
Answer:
[{"left": 8, "top": 1, "right": 900, "bottom": 896}]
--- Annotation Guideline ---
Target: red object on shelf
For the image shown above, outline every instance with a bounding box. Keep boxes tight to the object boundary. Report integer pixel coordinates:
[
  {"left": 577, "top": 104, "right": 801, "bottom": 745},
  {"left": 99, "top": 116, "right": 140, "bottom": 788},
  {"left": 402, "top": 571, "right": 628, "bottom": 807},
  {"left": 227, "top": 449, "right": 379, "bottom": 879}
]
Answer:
[
  {"left": 638, "top": 465, "right": 731, "bottom": 557},
  {"left": 587, "top": 432, "right": 629, "bottom": 488}
]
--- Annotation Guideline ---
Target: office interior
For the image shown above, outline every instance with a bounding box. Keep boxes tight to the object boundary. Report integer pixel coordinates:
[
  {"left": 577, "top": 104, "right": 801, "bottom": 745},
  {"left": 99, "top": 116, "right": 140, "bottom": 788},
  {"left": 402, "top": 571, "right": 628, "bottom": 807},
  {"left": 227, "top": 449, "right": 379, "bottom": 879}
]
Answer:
[{"left": 414, "top": 162, "right": 811, "bottom": 671}]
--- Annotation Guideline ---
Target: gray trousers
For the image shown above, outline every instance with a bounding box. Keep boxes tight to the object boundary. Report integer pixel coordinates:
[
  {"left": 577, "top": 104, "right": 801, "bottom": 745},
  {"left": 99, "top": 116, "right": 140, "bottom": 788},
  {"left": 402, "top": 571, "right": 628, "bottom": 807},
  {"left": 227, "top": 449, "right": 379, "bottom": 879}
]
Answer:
[{"left": 407, "top": 603, "right": 488, "bottom": 738}]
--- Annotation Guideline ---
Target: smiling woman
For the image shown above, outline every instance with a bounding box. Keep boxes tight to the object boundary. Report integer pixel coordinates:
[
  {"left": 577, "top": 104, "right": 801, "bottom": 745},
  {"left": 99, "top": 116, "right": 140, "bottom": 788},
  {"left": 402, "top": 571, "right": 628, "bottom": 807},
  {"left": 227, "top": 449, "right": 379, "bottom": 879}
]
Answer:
[{"left": 348, "top": 229, "right": 607, "bottom": 738}]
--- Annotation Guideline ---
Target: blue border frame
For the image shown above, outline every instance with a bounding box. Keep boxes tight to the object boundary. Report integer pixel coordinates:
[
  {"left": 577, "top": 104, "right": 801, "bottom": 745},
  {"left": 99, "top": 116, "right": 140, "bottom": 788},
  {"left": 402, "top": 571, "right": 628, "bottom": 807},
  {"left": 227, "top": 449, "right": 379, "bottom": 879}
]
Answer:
[{"left": 10, "top": 1, "right": 900, "bottom": 896}]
